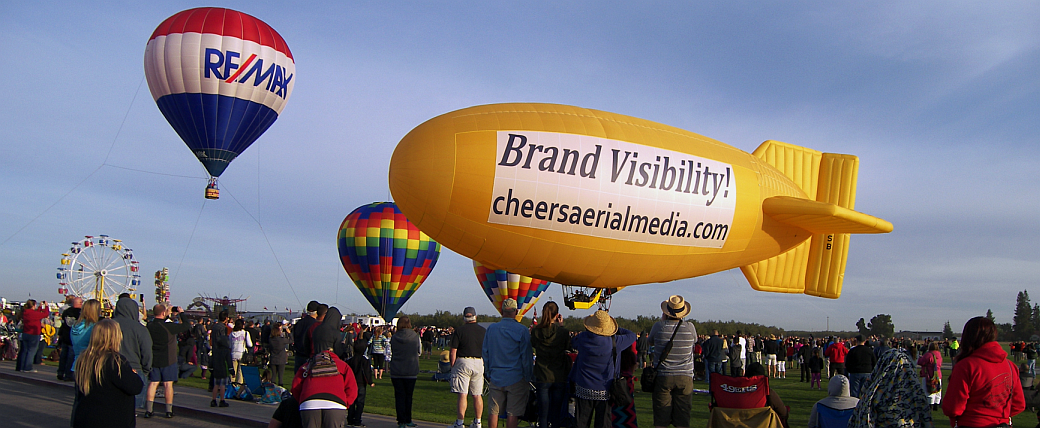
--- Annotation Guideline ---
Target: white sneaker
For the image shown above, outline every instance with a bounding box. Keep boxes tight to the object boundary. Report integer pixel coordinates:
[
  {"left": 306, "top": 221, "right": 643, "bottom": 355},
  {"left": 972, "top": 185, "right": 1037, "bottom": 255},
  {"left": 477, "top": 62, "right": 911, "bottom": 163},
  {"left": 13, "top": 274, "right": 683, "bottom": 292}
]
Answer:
[
  {"left": 451, "top": 422, "right": 464, "bottom": 428},
  {"left": 468, "top": 422, "right": 481, "bottom": 428}
]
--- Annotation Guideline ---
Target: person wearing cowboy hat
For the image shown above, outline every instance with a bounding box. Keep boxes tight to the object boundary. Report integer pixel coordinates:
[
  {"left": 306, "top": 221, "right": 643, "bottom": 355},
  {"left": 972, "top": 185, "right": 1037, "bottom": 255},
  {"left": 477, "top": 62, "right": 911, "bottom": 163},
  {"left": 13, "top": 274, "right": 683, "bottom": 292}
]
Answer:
[
  {"left": 570, "top": 310, "right": 637, "bottom": 428},
  {"left": 649, "top": 295, "right": 698, "bottom": 428},
  {"left": 481, "top": 299, "right": 532, "bottom": 428}
]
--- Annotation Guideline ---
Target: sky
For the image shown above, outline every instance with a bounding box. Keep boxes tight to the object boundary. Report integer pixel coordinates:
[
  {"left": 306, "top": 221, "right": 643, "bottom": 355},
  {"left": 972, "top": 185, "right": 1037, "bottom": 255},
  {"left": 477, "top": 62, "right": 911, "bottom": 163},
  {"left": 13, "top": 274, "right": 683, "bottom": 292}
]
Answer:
[{"left": 2, "top": 2, "right": 1038, "bottom": 332}]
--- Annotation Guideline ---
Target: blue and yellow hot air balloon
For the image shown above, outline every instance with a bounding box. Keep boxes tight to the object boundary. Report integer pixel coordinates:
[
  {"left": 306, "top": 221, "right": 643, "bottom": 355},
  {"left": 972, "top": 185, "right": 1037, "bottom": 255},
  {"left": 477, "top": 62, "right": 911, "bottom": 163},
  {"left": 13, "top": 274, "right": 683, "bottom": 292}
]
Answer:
[
  {"left": 144, "top": 7, "right": 295, "bottom": 199},
  {"left": 473, "top": 261, "right": 551, "bottom": 320},
  {"left": 337, "top": 202, "right": 441, "bottom": 320}
]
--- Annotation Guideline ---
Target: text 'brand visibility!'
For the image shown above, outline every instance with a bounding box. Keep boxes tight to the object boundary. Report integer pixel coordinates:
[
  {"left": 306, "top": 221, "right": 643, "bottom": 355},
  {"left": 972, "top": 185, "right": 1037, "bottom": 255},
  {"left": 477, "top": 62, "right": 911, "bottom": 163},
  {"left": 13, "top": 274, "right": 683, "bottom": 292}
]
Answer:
[{"left": 489, "top": 131, "right": 737, "bottom": 247}]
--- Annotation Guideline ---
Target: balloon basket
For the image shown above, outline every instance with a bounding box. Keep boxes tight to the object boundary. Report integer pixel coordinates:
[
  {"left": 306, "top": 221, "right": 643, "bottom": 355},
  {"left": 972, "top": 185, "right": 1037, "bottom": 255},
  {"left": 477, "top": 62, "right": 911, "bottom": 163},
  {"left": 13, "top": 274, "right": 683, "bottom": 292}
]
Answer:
[
  {"left": 562, "top": 286, "right": 603, "bottom": 311},
  {"left": 205, "top": 179, "right": 220, "bottom": 200}
]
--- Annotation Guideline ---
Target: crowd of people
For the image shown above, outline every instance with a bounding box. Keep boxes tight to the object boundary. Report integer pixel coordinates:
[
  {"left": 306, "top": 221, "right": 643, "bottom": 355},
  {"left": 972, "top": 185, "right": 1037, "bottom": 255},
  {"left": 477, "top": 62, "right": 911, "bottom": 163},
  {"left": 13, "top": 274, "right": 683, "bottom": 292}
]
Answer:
[{"left": 1, "top": 294, "right": 1034, "bottom": 428}]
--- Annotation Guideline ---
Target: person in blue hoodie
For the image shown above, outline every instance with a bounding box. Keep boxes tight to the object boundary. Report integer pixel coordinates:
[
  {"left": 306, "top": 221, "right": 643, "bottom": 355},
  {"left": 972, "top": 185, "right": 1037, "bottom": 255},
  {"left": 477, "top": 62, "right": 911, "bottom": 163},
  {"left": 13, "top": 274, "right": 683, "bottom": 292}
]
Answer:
[{"left": 70, "top": 299, "right": 102, "bottom": 371}]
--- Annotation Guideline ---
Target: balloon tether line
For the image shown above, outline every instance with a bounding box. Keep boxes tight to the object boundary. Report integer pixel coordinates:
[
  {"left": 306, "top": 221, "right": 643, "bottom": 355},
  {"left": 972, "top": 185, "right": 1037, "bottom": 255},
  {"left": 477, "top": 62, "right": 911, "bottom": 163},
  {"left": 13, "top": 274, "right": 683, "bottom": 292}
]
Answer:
[
  {"left": 0, "top": 76, "right": 145, "bottom": 248},
  {"left": 170, "top": 199, "right": 207, "bottom": 288},
  {"left": 222, "top": 183, "right": 304, "bottom": 309}
]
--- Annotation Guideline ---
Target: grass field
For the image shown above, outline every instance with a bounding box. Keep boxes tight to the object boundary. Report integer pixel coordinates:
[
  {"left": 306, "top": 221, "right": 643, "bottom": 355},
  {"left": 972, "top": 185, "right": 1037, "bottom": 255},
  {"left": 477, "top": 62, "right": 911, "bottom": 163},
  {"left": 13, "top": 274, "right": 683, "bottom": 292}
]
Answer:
[
  {"left": 166, "top": 350, "right": 1040, "bottom": 428},
  {"left": 41, "top": 343, "right": 1040, "bottom": 427}
]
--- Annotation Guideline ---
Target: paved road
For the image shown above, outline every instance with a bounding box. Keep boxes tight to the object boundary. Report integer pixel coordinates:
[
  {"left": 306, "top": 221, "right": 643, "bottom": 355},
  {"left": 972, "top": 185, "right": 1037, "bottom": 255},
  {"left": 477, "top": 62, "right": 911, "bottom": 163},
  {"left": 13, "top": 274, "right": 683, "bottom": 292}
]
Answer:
[{"left": 0, "top": 375, "right": 257, "bottom": 428}]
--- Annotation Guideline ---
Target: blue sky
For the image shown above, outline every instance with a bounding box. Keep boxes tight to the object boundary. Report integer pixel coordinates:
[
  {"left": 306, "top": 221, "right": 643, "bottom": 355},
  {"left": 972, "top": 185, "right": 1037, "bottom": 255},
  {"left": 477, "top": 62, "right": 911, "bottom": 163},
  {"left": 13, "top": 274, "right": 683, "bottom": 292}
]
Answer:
[{"left": 2, "top": 2, "right": 1038, "bottom": 331}]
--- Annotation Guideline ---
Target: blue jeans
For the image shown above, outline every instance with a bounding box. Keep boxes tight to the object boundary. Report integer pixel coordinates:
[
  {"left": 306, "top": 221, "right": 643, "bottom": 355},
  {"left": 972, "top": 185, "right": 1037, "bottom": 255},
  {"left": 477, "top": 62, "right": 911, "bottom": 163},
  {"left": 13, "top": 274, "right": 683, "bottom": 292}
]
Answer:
[
  {"left": 136, "top": 370, "right": 149, "bottom": 409},
  {"left": 706, "top": 361, "right": 725, "bottom": 388},
  {"left": 1028, "top": 359, "right": 1036, "bottom": 377},
  {"left": 848, "top": 372, "right": 871, "bottom": 398},
  {"left": 536, "top": 381, "right": 568, "bottom": 428},
  {"left": 17, "top": 334, "right": 40, "bottom": 372}
]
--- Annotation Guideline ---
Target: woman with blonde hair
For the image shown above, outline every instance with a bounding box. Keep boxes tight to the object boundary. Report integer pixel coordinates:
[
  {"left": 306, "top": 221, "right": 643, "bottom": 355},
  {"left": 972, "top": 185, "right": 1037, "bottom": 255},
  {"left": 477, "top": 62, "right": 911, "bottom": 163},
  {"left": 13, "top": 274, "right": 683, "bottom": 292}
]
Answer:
[
  {"left": 72, "top": 319, "right": 144, "bottom": 428},
  {"left": 70, "top": 299, "right": 101, "bottom": 372}
]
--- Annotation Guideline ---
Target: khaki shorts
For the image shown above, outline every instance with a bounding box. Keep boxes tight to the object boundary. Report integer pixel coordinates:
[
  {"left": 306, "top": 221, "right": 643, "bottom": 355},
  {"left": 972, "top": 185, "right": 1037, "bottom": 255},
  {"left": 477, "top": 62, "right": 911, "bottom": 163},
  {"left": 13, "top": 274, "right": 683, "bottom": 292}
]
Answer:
[
  {"left": 766, "top": 354, "right": 778, "bottom": 365},
  {"left": 450, "top": 357, "right": 485, "bottom": 395},
  {"left": 488, "top": 380, "right": 530, "bottom": 417}
]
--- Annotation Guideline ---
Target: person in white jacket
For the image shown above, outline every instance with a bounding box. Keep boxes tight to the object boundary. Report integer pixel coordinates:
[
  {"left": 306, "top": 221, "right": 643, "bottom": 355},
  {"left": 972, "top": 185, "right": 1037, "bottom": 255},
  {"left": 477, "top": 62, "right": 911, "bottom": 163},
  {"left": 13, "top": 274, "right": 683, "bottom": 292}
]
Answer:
[{"left": 229, "top": 318, "right": 253, "bottom": 384}]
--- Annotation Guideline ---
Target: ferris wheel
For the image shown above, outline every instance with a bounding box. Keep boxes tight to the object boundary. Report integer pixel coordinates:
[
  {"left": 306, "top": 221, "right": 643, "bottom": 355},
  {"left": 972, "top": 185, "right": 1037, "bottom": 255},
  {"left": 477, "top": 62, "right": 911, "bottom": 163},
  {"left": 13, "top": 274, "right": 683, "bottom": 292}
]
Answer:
[{"left": 57, "top": 235, "right": 141, "bottom": 308}]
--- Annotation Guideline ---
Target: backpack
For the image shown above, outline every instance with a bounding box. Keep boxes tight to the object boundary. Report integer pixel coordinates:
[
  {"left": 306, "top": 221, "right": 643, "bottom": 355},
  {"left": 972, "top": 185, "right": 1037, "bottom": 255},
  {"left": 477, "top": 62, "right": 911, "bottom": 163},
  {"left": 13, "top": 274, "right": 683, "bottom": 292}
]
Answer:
[{"left": 304, "top": 351, "right": 340, "bottom": 378}]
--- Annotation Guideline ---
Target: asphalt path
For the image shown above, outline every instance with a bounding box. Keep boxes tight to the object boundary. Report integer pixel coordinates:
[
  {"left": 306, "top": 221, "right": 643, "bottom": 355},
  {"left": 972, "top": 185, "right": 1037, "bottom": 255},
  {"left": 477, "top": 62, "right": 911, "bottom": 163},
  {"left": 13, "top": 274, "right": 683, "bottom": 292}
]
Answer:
[{"left": 0, "top": 375, "right": 257, "bottom": 428}]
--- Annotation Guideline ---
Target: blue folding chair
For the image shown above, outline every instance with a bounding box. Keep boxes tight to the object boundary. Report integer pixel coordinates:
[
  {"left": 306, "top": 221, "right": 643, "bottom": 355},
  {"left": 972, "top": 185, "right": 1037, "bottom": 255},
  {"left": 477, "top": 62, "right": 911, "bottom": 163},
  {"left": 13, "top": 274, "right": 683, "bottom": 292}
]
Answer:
[
  {"left": 814, "top": 403, "right": 854, "bottom": 428},
  {"left": 240, "top": 366, "right": 263, "bottom": 395}
]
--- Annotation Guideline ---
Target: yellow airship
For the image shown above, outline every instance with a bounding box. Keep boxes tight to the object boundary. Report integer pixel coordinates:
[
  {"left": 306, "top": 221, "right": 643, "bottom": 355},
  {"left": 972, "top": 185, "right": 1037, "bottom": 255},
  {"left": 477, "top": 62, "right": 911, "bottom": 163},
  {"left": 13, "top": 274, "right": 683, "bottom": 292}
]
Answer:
[{"left": 389, "top": 103, "right": 892, "bottom": 298}]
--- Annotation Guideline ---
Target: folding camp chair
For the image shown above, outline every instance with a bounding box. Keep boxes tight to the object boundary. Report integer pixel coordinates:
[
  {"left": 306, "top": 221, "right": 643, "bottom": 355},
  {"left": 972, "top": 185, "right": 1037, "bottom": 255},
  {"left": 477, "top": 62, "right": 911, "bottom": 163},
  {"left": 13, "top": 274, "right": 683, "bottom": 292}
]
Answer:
[
  {"left": 710, "top": 374, "right": 769, "bottom": 409},
  {"left": 813, "top": 403, "right": 854, "bottom": 428},
  {"left": 240, "top": 365, "right": 263, "bottom": 396},
  {"left": 707, "top": 374, "right": 783, "bottom": 428}
]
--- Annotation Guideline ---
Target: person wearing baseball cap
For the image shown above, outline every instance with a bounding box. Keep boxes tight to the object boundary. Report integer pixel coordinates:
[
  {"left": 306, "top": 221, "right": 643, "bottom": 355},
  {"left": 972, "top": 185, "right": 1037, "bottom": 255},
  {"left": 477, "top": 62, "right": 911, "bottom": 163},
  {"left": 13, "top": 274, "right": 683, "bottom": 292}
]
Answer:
[
  {"left": 570, "top": 310, "right": 637, "bottom": 428},
  {"left": 482, "top": 299, "right": 533, "bottom": 428},
  {"left": 450, "top": 306, "right": 486, "bottom": 428}
]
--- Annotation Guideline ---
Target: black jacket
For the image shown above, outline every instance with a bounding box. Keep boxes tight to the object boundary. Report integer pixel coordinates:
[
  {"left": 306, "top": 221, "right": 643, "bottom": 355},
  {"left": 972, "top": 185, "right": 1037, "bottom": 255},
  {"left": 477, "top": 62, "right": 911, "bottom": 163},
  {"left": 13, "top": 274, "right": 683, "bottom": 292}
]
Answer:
[
  {"left": 147, "top": 315, "right": 190, "bottom": 368},
  {"left": 293, "top": 316, "right": 318, "bottom": 356},
  {"left": 72, "top": 352, "right": 143, "bottom": 428},
  {"left": 702, "top": 335, "right": 725, "bottom": 363},
  {"left": 845, "top": 344, "right": 877, "bottom": 373}
]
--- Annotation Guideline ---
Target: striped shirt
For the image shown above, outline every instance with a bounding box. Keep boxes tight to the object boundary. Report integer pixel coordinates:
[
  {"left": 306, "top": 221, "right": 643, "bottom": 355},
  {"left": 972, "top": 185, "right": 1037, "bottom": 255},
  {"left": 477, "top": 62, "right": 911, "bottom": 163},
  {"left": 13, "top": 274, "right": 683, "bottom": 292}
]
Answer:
[{"left": 649, "top": 319, "right": 697, "bottom": 376}]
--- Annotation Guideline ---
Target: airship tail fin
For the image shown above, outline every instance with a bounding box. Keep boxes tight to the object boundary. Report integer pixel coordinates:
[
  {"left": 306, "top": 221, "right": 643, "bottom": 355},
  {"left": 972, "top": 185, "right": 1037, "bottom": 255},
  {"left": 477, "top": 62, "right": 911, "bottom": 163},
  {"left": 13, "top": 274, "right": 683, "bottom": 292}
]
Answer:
[{"left": 742, "top": 142, "right": 892, "bottom": 298}]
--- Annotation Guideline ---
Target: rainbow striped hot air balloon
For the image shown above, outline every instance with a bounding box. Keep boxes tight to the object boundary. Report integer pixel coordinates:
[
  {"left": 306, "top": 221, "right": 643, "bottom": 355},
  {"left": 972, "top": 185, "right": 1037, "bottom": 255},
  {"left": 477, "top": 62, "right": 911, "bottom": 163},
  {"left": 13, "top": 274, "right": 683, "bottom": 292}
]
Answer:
[
  {"left": 337, "top": 203, "right": 441, "bottom": 320},
  {"left": 473, "top": 261, "right": 551, "bottom": 320},
  {"left": 144, "top": 7, "right": 294, "bottom": 199}
]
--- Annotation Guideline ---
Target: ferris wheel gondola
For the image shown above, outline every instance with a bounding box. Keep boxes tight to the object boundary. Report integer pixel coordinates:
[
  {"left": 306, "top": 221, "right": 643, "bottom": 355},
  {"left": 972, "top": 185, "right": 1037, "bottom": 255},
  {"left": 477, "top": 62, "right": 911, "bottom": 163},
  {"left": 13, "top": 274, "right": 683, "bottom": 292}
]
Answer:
[{"left": 57, "top": 235, "right": 140, "bottom": 309}]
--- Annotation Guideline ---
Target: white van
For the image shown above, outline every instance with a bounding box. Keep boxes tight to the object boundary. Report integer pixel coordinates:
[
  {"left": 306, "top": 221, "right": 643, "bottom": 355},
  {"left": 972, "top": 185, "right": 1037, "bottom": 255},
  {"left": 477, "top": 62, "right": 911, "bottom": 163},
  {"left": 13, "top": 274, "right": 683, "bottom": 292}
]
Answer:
[{"left": 343, "top": 315, "right": 386, "bottom": 327}]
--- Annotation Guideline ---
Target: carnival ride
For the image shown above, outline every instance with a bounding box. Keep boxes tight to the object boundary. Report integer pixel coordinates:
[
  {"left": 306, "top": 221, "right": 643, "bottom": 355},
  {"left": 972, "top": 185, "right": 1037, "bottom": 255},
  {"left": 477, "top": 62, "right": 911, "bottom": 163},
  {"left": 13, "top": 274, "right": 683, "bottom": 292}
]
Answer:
[
  {"left": 154, "top": 267, "right": 170, "bottom": 305},
  {"left": 57, "top": 235, "right": 141, "bottom": 309}
]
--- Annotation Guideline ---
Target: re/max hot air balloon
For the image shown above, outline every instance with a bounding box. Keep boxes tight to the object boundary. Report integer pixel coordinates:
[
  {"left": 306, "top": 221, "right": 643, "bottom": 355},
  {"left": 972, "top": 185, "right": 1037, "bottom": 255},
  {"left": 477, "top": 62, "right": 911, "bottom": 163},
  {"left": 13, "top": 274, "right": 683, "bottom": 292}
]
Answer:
[
  {"left": 473, "top": 261, "right": 551, "bottom": 320},
  {"left": 144, "top": 7, "right": 295, "bottom": 199},
  {"left": 337, "top": 202, "right": 441, "bottom": 320}
]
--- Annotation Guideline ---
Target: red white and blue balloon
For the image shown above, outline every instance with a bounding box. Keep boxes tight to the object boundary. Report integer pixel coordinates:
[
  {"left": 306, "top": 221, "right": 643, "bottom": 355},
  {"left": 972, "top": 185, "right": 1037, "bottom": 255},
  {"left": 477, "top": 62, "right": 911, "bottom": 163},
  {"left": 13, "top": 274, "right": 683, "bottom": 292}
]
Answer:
[{"left": 144, "top": 7, "right": 294, "bottom": 178}]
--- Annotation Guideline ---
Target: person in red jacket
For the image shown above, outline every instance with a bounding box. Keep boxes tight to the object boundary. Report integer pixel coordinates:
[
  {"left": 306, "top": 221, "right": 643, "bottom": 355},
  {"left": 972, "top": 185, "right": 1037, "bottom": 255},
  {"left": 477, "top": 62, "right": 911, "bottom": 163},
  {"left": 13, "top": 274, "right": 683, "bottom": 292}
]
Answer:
[
  {"left": 291, "top": 307, "right": 357, "bottom": 428},
  {"left": 825, "top": 339, "right": 848, "bottom": 378},
  {"left": 16, "top": 299, "right": 50, "bottom": 372},
  {"left": 943, "top": 316, "right": 1026, "bottom": 428}
]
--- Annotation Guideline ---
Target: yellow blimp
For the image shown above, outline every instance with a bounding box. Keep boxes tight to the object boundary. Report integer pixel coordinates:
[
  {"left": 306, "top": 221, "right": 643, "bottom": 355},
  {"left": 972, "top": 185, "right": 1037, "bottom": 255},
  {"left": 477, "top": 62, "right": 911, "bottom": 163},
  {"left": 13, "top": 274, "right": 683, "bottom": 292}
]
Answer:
[{"left": 389, "top": 103, "right": 892, "bottom": 298}]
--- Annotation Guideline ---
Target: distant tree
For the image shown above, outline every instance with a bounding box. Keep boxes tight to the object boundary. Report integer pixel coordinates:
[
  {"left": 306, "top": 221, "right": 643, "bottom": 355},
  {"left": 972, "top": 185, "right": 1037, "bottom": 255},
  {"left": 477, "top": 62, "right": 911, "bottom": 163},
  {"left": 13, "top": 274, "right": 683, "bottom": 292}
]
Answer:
[
  {"left": 1032, "top": 304, "right": 1039, "bottom": 333},
  {"left": 856, "top": 318, "right": 870, "bottom": 336},
  {"left": 997, "top": 323, "right": 1014, "bottom": 340},
  {"left": 867, "top": 314, "right": 895, "bottom": 338},
  {"left": 1014, "top": 291, "right": 1032, "bottom": 339},
  {"left": 943, "top": 321, "right": 955, "bottom": 339},
  {"left": 986, "top": 309, "right": 996, "bottom": 323}
]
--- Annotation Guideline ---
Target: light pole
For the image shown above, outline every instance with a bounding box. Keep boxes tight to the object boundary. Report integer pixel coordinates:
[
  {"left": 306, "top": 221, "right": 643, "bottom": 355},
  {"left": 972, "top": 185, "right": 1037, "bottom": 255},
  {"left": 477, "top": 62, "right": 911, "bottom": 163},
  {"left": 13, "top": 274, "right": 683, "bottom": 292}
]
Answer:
[{"left": 827, "top": 316, "right": 830, "bottom": 332}]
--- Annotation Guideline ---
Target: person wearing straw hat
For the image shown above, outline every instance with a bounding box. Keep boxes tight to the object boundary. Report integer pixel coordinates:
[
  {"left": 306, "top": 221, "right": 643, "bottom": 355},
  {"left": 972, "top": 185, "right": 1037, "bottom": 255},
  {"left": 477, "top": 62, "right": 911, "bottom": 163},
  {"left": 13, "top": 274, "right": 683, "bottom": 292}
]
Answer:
[
  {"left": 482, "top": 298, "right": 533, "bottom": 428},
  {"left": 649, "top": 295, "right": 697, "bottom": 428},
  {"left": 570, "top": 310, "right": 637, "bottom": 428}
]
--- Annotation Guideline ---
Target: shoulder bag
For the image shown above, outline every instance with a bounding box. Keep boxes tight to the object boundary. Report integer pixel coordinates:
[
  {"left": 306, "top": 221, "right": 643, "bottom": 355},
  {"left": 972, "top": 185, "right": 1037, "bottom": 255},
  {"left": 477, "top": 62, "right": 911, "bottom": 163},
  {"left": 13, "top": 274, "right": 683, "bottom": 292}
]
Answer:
[
  {"left": 640, "top": 321, "right": 682, "bottom": 393},
  {"left": 609, "top": 336, "right": 633, "bottom": 406}
]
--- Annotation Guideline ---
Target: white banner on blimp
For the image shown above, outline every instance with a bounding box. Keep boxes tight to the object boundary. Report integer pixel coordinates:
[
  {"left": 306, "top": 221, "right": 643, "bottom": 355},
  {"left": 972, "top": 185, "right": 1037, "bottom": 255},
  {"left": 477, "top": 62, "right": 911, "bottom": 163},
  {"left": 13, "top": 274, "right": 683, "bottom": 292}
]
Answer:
[{"left": 488, "top": 131, "right": 737, "bottom": 248}]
